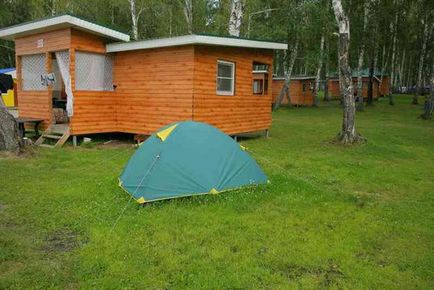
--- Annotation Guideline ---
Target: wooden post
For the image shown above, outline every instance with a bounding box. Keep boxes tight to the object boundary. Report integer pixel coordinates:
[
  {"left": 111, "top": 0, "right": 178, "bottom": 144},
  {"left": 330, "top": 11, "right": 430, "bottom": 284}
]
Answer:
[
  {"left": 72, "top": 135, "right": 78, "bottom": 147},
  {"left": 265, "top": 129, "right": 269, "bottom": 138}
]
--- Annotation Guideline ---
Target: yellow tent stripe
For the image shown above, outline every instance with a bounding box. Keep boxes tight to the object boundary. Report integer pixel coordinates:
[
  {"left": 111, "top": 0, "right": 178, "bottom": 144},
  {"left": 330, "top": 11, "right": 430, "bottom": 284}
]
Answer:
[
  {"left": 136, "top": 197, "right": 146, "bottom": 204},
  {"left": 156, "top": 124, "right": 178, "bottom": 141},
  {"left": 209, "top": 188, "right": 219, "bottom": 195}
]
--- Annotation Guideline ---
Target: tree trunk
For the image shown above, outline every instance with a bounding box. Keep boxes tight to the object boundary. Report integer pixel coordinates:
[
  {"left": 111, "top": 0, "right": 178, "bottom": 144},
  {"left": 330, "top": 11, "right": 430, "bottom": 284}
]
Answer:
[
  {"left": 228, "top": 0, "right": 244, "bottom": 37},
  {"left": 184, "top": 0, "right": 193, "bottom": 34},
  {"left": 273, "top": 39, "right": 299, "bottom": 111},
  {"left": 332, "top": 0, "right": 363, "bottom": 144},
  {"left": 356, "top": 0, "right": 369, "bottom": 111},
  {"left": 0, "top": 106, "right": 23, "bottom": 153},
  {"left": 398, "top": 50, "right": 406, "bottom": 88},
  {"left": 324, "top": 39, "right": 330, "bottom": 102},
  {"left": 313, "top": 34, "right": 325, "bottom": 106},
  {"left": 420, "top": 67, "right": 434, "bottom": 119},
  {"left": 367, "top": 55, "right": 375, "bottom": 105},
  {"left": 414, "top": 19, "right": 430, "bottom": 105},
  {"left": 129, "top": 0, "right": 139, "bottom": 40},
  {"left": 388, "top": 13, "right": 398, "bottom": 105}
]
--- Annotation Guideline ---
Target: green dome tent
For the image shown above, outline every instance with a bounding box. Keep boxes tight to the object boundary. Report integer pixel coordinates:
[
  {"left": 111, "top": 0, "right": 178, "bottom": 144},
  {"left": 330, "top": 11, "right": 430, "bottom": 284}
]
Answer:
[{"left": 119, "top": 121, "right": 267, "bottom": 203}]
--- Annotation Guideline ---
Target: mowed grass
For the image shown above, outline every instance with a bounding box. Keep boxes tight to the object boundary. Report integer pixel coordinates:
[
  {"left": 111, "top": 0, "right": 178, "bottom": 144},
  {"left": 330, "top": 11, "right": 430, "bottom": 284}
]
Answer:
[{"left": 1, "top": 95, "right": 433, "bottom": 289}]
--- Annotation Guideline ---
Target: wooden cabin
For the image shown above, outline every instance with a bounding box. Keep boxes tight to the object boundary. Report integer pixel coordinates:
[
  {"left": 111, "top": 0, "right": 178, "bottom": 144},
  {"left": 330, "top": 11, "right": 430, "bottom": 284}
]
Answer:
[
  {"left": 272, "top": 76, "right": 316, "bottom": 106},
  {"left": 0, "top": 15, "right": 287, "bottom": 145},
  {"left": 379, "top": 75, "right": 390, "bottom": 96},
  {"left": 327, "top": 73, "right": 389, "bottom": 99}
]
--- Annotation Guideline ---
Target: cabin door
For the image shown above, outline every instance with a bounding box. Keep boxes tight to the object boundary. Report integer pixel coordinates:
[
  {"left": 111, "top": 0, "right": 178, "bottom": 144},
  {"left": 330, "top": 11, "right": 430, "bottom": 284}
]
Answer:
[
  {"left": 50, "top": 52, "right": 72, "bottom": 124},
  {"left": 53, "top": 51, "right": 74, "bottom": 117}
]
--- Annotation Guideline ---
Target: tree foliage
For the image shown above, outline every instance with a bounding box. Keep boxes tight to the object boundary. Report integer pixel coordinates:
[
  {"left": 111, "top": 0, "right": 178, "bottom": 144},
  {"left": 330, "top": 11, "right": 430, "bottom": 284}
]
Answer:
[{"left": 0, "top": 0, "right": 432, "bottom": 88}]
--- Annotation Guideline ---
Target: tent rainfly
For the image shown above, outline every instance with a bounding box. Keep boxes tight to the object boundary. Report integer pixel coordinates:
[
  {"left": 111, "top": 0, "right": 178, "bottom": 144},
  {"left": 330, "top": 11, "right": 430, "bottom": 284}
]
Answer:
[{"left": 119, "top": 121, "right": 268, "bottom": 203}]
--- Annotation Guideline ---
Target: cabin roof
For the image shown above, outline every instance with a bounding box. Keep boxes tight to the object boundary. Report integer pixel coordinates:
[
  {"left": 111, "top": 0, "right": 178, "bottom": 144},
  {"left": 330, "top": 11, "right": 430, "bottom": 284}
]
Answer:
[
  {"left": 106, "top": 34, "right": 288, "bottom": 52},
  {"left": 0, "top": 14, "right": 130, "bottom": 42}
]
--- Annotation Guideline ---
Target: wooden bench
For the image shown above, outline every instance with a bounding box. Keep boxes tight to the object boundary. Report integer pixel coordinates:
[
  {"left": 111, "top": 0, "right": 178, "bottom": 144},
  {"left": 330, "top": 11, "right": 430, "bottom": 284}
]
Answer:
[{"left": 15, "top": 117, "right": 44, "bottom": 138}]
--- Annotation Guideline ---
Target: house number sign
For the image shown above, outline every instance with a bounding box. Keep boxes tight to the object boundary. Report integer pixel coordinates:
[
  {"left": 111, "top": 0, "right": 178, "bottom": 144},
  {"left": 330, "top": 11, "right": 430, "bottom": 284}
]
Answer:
[{"left": 37, "top": 39, "right": 44, "bottom": 48}]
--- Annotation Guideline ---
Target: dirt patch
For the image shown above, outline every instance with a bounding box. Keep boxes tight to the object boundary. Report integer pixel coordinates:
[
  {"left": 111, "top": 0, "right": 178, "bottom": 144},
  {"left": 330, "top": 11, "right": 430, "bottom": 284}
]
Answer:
[
  {"left": 0, "top": 261, "right": 24, "bottom": 278},
  {"left": 42, "top": 228, "right": 87, "bottom": 253}
]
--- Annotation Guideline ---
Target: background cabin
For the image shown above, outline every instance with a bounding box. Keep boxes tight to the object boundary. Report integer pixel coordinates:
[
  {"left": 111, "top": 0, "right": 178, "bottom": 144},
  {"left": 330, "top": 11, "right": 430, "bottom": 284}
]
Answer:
[
  {"left": 327, "top": 70, "right": 390, "bottom": 99},
  {"left": 272, "top": 76, "right": 316, "bottom": 106},
  {"left": 0, "top": 15, "right": 287, "bottom": 145}
]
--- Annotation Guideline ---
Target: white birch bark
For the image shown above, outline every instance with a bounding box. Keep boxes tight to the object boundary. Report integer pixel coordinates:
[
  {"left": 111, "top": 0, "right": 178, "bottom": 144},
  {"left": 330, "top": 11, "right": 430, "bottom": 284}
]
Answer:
[
  {"left": 273, "top": 39, "right": 299, "bottom": 110},
  {"left": 313, "top": 34, "right": 325, "bottom": 106},
  {"left": 332, "top": 0, "right": 362, "bottom": 143},
  {"left": 228, "top": 0, "right": 244, "bottom": 37},
  {"left": 356, "top": 0, "right": 369, "bottom": 111},
  {"left": 398, "top": 50, "right": 405, "bottom": 88},
  {"left": 324, "top": 39, "right": 331, "bottom": 101},
  {"left": 129, "top": 0, "right": 139, "bottom": 40},
  {"left": 414, "top": 18, "right": 430, "bottom": 104},
  {"left": 184, "top": 0, "right": 193, "bottom": 34},
  {"left": 390, "top": 12, "right": 398, "bottom": 91}
]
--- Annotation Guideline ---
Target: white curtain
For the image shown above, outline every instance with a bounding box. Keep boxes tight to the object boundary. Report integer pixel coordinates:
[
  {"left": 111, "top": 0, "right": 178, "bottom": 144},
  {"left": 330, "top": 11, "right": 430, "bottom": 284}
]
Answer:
[
  {"left": 55, "top": 51, "right": 74, "bottom": 117},
  {"left": 75, "top": 52, "right": 113, "bottom": 91}
]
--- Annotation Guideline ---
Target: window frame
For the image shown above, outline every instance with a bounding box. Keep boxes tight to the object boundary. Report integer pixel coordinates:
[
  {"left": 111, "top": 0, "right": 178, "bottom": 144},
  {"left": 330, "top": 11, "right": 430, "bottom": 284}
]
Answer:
[
  {"left": 75, "top": 51, "right": 114, "bottom": 92},
  {"left": 20, "top": 54, "right": 47, "bottom": 92},
  {"left": 216, "top": 60, "right": 235, "bottom": 96},
  {"left": 253, "top": 79, "right": 264, "bottom": 95}
]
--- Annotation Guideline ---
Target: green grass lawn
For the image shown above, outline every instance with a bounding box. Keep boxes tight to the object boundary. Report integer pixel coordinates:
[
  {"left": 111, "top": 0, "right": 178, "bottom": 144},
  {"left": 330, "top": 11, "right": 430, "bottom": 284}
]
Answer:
[{"left": 1, "top": 95, "right": 433, "bottom": 289}]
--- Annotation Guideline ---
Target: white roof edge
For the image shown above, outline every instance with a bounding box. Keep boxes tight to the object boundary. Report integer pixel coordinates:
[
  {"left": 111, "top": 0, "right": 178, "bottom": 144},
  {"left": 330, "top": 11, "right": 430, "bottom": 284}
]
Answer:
[
  {"left": 106, "top": 34, "right": 287, "bottom": 53},
  {"left": 0, "top": 15, "right": 130, "bottom": 42}
]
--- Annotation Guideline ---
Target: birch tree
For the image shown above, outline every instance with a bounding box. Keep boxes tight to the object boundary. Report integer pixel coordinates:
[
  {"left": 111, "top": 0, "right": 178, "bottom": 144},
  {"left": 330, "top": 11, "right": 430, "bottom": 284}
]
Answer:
[
  {"left": 313, "top": 33, "right": 325, "bottom": 106},
  {"left": 184, "top": 0, "right": 193, "bottom": 34},
  {"left": 273, "top": 39, "right": 299, "bottom": 111},
  {"left": 356, "top": 0, "right": 369, "bottom": 111},
  {"left": 389, "top": 10, "right": 398, "bottom": 103},
  {"left": 332, "top": 0, "right": 363, "bottom": 143},
  {"left": 323, "top": 39, "right": 331, "bottom": 101},
  {"left": 228, "top": 0, "right": 244, "bottom": 37},
  {"left": 129, "top": 0, "right": 146, "bottom": 40},
  {"left": 420, "top": 65, "right": 434, "bottom": 119},
  {"left": 413, "top": 17, "right": 431, "bottom": 104}
]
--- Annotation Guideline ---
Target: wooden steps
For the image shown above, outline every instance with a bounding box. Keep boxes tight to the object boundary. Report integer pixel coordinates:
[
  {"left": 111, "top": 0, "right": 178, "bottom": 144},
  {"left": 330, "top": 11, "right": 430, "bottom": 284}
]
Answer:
[{"left": 35, "top": 124, "right": 70, "bottom": 148}]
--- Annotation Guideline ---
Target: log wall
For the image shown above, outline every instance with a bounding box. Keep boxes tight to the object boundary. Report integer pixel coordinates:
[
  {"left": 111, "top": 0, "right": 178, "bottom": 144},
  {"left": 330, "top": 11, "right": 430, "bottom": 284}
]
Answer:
[
  {"left": 114, "top": 46, "right": 195, "bottom": 135},
  {"left": 272, "top": 79, "right": 315, "bottom": 106},
  {"left": 192, "top": 45, "right": 273, "bottom": 134}
]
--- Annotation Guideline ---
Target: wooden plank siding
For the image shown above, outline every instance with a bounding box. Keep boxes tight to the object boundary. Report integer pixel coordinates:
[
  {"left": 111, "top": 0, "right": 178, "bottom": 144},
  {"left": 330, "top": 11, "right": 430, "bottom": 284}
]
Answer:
[
  {"left": 272, "top": 79, "right": 315, "bottom": 106},
  {"left": 328, "top": 77, "right": 380, "bottom": 99},
  {"left": 379, "top": 76, "right": 390, "bottom": 96},
  {"left": 14, "top": 27, "right": 276, "bottom": 136},
  {"left": 114, "top": 46, "right": 195, "bottom": 135},
  {"left": 192, "top": 46, "right": 273, "bottom": 135},
  {"left": 14, "top": 29, "right": 73, "bottom": 127},
  {"left": 68, "top": 30, "right": 118, "bottom": 135},
  {"left": 14, "top": 29, "right": 71, "bottom": 55}
]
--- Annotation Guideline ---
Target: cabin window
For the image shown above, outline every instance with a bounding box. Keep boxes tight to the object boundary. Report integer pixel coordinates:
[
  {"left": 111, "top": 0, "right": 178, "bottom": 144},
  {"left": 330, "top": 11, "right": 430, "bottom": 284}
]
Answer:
[
  {"left": 252, "top": 62, "right": 269, "bottom": 95},
  {"left": 21, "top": 54, "right": 46, "bottom": 91},
  {"left": 75, "top": 51, "right": 113, "bottom": 91},
  {"left": 253, "top": 80, "right": 263, "bottom": 94},
  {"left": 217, "top": 60, "right": 235, "bottom": 95}
]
